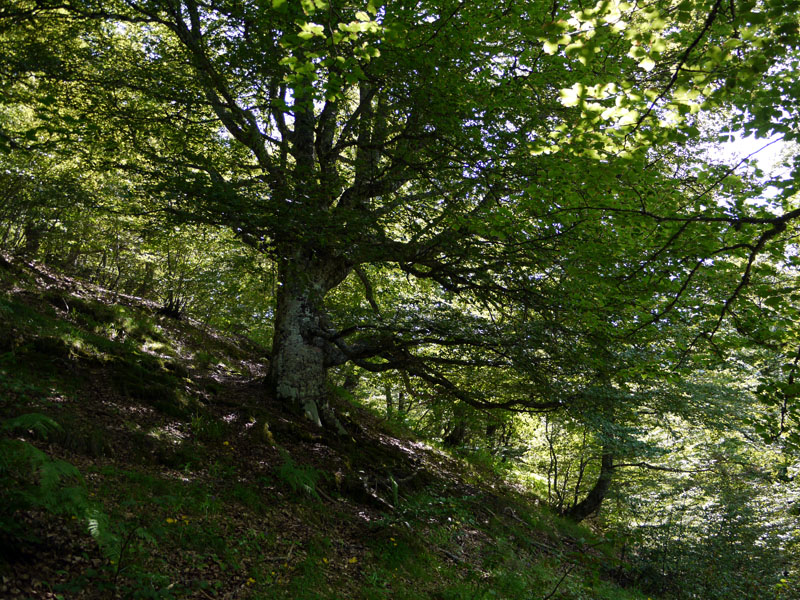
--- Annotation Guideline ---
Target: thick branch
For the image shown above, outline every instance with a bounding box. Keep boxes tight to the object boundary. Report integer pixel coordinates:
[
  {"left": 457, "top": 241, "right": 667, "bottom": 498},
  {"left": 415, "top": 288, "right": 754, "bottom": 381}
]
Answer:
[{"left": 169, "top": 0, "right": 280, "bottom": 186}]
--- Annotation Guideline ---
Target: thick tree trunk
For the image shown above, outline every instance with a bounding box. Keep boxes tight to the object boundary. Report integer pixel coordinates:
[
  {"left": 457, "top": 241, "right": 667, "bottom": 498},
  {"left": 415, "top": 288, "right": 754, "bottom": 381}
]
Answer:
[
  {"left": 268, "top": 246, "right": 349, "bottom": 429},
  {"left": 443, "top": 419, "right": 467, "bottom": 448},
  {"left": 443, "top": 402, "right": 469, "bottom": 448}
]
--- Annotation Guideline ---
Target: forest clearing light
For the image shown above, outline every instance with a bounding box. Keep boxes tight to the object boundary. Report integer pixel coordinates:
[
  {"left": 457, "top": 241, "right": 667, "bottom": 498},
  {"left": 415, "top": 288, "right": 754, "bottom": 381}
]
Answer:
[
  {"left": 728, "top": 133, "right": 787, "bottom": 170},
  {"left": 719, "top": 132, "right": 791, "bottom": 201}
]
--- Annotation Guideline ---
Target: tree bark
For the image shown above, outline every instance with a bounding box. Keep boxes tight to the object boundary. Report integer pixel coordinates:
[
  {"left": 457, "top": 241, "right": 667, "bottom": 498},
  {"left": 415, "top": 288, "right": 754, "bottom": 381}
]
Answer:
[
  {"left": 22, "top": 219, "right": 43, "bottom": 258},
  {"left": 563, "top": 448, "right": 614, "bottom": 522},
  {"left": 443, "top": 418, "right": 468, "bottom": 448},
  {"left": 267, "top": 246, "right": 349, "bottom": 429},
  {"left": 385, "top": 384, "right": 394, "bottom": 417}
]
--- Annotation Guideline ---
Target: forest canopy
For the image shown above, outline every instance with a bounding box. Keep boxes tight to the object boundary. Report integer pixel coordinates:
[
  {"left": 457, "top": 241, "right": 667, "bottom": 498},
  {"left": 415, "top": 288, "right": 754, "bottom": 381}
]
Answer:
[
  {"left": 2, "top": 0, "right": 800, "bottom": 559},
  {"left": 3, "top": 0, "right": 800, "bottom": 420}
]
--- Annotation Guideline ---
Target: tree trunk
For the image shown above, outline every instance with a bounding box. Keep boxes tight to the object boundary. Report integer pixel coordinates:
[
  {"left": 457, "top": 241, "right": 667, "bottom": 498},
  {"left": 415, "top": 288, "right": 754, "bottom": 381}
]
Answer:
[
  {"left": 385, "top": 384, "right": 394, "bottom": 417},
  {"left": 565, "top": 378, "right": 617, "bottom": 522},
  {"left": 563, "top": 449, "right": 614, "bottom": 522},
  {"left": 22, "top": 219, "right": 43, "bottom": 258},
  {"left": 443, "top": 420, "right": 467, "bottom": 447},
  {"left": 268, "top": 246, "right": 349, "bottom": 429}
]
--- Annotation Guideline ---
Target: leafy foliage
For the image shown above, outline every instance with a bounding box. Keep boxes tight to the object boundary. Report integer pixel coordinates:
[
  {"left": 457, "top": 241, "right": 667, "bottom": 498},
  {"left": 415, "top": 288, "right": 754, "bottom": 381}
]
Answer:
[
  {"left": 3, "top": 0, "right": 799, "bottom": 423},
  {"left": 1, "top": 0, "right": 800, "bottom": 596}
]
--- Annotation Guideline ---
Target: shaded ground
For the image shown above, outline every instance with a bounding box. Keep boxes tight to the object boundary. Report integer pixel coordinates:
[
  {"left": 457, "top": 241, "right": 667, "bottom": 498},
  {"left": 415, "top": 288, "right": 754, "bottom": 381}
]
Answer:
[{"left": 0, "top": 253, "right": 647, "bottom": 600}]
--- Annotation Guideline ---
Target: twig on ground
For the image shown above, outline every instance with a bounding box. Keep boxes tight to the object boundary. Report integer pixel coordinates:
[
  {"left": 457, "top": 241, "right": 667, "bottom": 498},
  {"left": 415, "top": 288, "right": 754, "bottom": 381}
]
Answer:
[{"left": 542, "top": 564, "right": 575, "bottom": 600}]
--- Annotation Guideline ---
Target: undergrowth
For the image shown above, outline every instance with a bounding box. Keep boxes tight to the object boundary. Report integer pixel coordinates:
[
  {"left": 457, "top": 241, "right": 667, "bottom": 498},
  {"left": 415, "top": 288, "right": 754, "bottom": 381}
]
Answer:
[{"left": 0, "top": 260, "right": 653, "bottom": 600}]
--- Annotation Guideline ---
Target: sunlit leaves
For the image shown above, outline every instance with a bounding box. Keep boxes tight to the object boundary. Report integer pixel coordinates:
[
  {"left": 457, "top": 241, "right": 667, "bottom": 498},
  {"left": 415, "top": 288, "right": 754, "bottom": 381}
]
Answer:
[
  {"left": 542, "top": 39, "right": 560, "bottom": 55},
  {"left": 297, "top": 22, "right": 325, "bottom": 40},
  {"left": 274, "top": 4, "right": 384, "bottom": 99},
  {"left": 298, "top": 0, "right": 328, "bottom": 15},
  {"left": 4, "top": 0, "right": 800, "bottom": 439},
  {"left": 559, "top": 82, "right": 584, "bottom": 107}
]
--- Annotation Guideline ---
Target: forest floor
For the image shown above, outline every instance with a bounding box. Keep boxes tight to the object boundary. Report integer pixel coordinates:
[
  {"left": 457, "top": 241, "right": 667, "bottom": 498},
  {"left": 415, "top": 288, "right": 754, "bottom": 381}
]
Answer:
[{"left": 0, "top": 253, "right": 650, "bottom": 600}]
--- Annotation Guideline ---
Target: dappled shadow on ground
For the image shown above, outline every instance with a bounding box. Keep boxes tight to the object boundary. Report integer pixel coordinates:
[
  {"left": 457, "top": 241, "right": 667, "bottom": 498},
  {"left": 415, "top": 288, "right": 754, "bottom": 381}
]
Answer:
[{"left": 0, "top": 254, "right": 626, "bottom": 600}]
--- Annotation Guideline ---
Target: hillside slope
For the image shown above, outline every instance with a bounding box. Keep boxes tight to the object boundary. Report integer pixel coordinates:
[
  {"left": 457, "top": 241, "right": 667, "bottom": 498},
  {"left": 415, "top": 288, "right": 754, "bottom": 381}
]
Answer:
[{"left": 0, "top": 254, "right": 651, "bottom": 600}]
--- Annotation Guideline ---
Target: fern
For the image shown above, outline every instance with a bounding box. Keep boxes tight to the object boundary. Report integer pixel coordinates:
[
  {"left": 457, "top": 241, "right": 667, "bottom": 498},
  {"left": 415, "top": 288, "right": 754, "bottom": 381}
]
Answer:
[
  {"left": 87, "top": 508, "right": 120, "bottom": 557},
  {"left": 2, "top": 412, "right": 62, "bottom": 438},
  {"left": 277, "top": 448, "right": 321, "bottom": 500},
  {"left": 0, "top": 413, "right": 118, "bottom": 560}
]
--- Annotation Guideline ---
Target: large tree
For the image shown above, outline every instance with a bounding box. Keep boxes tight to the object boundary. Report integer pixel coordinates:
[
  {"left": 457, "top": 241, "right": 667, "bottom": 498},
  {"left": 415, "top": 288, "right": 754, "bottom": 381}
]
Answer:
[{"left": 3, "top": 0, "right": 800, "bottom": 426}]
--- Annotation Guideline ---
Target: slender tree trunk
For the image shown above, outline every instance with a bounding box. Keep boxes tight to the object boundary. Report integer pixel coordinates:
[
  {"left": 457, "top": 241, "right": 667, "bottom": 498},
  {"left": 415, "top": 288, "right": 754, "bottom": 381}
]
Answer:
[
  {"left": 22, "top": 219, "right": 43, "bottom": 258},
  {"left": 565, "top": 376, "right": 617, "bottom": 522},
  {"left": 268, "top": 245, "right": 349, "bottom": 429},
  {"left": 443, "top": 420, "right": 467, "bottom": 447},
  {"left": 563, "top": 448, "right": 614, "bottom": 522},
  {"left": 385, "top": 384, "right": 394, "bottom": 417}
]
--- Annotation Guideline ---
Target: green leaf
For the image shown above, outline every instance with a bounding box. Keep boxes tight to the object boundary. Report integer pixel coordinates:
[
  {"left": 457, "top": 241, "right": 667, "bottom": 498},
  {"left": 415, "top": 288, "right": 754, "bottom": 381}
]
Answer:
[
  {"left": 298, "top": 22, "right": 325, "bottom": 40},
  {"left": 559, "top": 83, "right": 584, "bottom": 107},
  {"left": 542, "top": 39, "right": 559, "bottom": 55},
  {"left": 638, "top": 57, "right": 656, "bottom": 72},
  {"left": 763, "top": 296, "right": 785, "bottom": 309}
]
